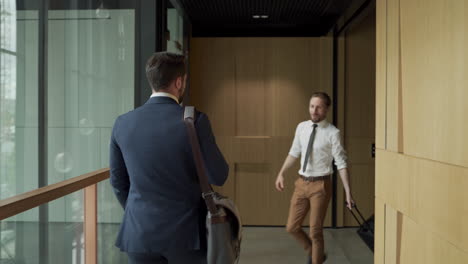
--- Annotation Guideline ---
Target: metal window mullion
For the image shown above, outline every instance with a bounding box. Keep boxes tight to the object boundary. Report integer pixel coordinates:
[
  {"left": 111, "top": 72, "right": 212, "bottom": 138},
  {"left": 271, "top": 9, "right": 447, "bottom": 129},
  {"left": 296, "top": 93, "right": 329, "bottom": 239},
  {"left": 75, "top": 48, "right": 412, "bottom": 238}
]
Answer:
[{"left": 38, "top": 0, "right": 49, "bottom": 263}]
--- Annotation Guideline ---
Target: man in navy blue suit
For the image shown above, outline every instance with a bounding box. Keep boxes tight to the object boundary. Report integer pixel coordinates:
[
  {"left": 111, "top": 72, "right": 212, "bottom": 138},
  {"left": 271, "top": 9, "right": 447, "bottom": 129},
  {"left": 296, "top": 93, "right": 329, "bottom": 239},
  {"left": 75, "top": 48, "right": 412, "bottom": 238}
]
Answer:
[{"left": 110, "top": 52, "right": 229, "bottom": 264}]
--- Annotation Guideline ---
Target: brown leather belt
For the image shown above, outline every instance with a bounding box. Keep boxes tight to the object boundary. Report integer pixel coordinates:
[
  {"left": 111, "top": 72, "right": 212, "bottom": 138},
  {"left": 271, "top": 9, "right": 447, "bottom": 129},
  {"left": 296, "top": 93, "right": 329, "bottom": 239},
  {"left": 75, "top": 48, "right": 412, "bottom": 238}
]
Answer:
[{"left": 300, "top": 175, "right": 330, "bottom": 182}]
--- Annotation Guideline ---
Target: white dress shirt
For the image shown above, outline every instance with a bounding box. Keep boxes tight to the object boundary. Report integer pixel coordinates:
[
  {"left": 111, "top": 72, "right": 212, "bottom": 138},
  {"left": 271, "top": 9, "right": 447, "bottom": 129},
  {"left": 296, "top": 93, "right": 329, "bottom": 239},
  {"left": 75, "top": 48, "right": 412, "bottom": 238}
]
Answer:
[
  {"left": 150, "top": 92, "right": 179, "bottom": 104},
  {"left": 289, "top": 120, "right": 347, "bottom": 177}
]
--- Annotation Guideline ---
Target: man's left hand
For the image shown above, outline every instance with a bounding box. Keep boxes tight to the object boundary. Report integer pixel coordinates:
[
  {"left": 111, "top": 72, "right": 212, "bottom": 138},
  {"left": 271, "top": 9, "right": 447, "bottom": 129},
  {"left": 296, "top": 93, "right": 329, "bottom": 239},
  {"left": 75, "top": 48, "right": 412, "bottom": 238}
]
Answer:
[{"left": 346, "top": 195, "right": 355, "bottom": 210}]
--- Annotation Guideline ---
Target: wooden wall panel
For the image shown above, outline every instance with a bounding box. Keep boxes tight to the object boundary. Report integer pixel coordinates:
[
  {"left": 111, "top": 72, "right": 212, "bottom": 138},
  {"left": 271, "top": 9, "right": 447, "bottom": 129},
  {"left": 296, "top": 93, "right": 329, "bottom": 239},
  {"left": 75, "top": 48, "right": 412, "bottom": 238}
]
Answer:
[
  {"left": 374, "top": 201, "right": 468, "bottom": 264},
  {"left": 343, "top": 10, "right": 376, "bottom": 226},
  {"left": 235, "top": 162, "right": 271, "bottom": 224},
  {"left": 374, "top": 198, "right": 385, "bottom": 264},
  {"left": 270, "top": 38, "right": 326, "bottom": 137},
  {"left": 379, "top": 197, "right": 468, "bottom": 264},
  {"left": 399, "top": 212, "right": 468, "bottom": 264},
  {"left": 190, "top": 39, "right": 237, "bottom": 199},
  {"left": 319, "top": 37, "right": 333, "bottom": 98},
  {"left": 376, "top": 149, "right": 468, "bottom": 253},
  {"left": 344, "top": 164, "right": 375, "bottom": 224},
  {"left": 235, "top": 38, "right": 267, "bottom": 136},
  {"left": 375, "top": 0, "right": 387, "bottom": 149},
  {"left": 376, "top": 0, "right": 468, "bottom": 261},
  {"left": 385, "top": 0, "right": 402, "bottom": 153},
  {"left": 384, "top": 204, "right": 399, "bottom": 264},
  {"left": 190, "top": 38, "right": 236, "bottom": 136},
  {"left": 400, "top": 0, "right": 468, "bottom": 167},
  {"left": 190, "top": 37, "right": 333, "bottom": 226},
  {"left": 375, "top": 150, "right": 411, "bottom": 215}
]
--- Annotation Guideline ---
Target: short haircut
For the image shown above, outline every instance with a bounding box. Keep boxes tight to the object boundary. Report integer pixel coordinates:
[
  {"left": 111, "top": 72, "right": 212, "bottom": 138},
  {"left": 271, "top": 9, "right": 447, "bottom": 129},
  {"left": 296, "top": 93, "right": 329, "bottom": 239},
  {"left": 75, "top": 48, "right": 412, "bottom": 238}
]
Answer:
[
  {"left": 145, "top": 52, "right": 186, "bottom": 91},
  {"left": 311, "top": 92, "right": 331, "bottom": 108}
]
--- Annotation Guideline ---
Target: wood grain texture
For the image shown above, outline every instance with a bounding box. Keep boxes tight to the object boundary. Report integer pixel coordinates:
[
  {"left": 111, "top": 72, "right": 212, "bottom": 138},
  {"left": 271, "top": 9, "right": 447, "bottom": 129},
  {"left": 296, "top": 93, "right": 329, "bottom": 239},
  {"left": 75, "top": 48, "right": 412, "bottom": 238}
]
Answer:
[
  {"left": 374, "top": 198, "right": 385, "bottom": 264},
  {"left": 400, "top": 0, "right": 468, "bottom": 167},
  {"left": 84, "top": 184, "right": 98, "bottom": 264},
  {"left": 398, "top": 214, "right": 468, "bottom": 264},
  {"left": 376, "top": 150, "right": 468, "bottom": 254},
  {"left": 376, "top": 0, "right": 468, "bottom": 261},
  {"left": 384, "top": 204, "right": 399, "bottom": 264},
  {"left": 0, "top": 168, "right": 109, "bottom": 220},
  {"left": 385, "top": 0, "right": 402, "bottom": 153},
  {"left": 190, "top": 37, "right": 333, "bottom": 225},
  {"left": 375, "top": 0, "right": 387, "bottom": 150},
  {"left": 342, "top": 9, "right": 376, "bottom": 226}
]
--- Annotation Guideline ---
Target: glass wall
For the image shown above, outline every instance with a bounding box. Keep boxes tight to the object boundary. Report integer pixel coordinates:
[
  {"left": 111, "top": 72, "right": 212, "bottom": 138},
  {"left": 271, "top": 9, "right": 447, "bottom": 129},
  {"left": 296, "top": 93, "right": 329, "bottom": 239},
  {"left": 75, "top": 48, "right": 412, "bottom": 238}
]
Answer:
[
  {"left": 1, "top": 190, "right": 85, "bottom": 263},
  {"left": 1, "top": 1, "right": 41, "bottom": 262},
  {"left": 0, "top": 0, "right": 39, "bottom": 201},
  {"left": 47, "top": 5, "right": 135, "bottom": 263},
  {"left": 0, "top": 0, "right": 187, "bottom": 262},
  {"left": 0, "top": 0, "right": 144, "bottom": 263}
]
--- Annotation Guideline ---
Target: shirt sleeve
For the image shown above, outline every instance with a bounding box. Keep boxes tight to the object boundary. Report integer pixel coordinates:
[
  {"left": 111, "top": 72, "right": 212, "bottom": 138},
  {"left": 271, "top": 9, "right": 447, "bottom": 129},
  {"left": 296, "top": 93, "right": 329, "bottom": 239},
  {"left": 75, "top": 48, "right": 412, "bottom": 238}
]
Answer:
[
  {"left": 331, "top": 130, "right": 347, "bottom": 170},
  {"left": 288, "top": 123, "right": 302, "bottom": 158}
]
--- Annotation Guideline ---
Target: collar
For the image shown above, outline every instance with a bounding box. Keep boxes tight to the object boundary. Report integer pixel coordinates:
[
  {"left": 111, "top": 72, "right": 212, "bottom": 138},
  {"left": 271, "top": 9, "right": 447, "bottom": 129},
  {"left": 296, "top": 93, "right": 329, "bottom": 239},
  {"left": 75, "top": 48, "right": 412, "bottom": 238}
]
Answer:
[
  {"left": 309, "top": 119, "right": 328, "bottom": 128},
  {"left": 150, "top": 92, "right": 179, "bottom": 104}
]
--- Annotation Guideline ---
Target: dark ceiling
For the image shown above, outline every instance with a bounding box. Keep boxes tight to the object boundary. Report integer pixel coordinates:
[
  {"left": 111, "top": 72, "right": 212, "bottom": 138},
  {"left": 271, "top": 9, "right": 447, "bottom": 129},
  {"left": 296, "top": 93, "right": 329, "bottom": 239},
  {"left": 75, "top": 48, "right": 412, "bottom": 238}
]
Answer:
[{"left": 176, "top": 0, "right": 354, "bottom": 37}]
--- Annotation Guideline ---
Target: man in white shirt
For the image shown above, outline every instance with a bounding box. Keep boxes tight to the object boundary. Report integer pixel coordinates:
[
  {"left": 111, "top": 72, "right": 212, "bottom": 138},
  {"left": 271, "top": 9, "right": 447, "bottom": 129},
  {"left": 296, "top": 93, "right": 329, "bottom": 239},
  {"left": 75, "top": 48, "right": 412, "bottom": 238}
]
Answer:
[{"left": 275, "top": 92, "right": 354, "bottom": 264}]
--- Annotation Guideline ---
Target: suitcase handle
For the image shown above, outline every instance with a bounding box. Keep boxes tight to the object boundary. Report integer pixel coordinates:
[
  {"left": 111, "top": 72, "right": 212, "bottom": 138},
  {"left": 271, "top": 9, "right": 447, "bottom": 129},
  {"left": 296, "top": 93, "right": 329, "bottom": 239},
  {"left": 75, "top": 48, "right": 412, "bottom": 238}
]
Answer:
[{"left": 348, "top": 204, "right": 374, "bottom": 234}]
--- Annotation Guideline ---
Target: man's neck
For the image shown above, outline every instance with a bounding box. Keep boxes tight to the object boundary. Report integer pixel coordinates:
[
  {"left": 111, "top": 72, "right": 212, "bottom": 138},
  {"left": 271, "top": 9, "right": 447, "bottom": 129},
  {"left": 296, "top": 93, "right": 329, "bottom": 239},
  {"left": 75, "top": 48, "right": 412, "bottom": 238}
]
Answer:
[{"left": 151, "top": 91, "right": 179, "bottom": 104}]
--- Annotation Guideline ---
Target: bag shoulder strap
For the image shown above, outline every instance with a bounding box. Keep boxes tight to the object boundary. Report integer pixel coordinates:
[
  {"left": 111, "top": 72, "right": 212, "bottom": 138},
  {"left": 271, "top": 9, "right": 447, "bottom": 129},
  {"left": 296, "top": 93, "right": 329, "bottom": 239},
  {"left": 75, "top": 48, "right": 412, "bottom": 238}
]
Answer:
[{"left": 183, "top": 106, "right": 218, "bottom": 215}]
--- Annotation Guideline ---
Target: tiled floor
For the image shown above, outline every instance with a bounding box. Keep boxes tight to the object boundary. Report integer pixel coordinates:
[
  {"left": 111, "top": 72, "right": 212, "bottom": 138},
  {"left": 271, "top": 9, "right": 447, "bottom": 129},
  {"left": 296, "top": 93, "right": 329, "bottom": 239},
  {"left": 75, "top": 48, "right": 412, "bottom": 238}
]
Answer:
[
  {"left": 1, "top": 224, "right": 373, "bottom": 264},
  {"left": 240, "top": 227, "right": 373, "bottom": 264}
]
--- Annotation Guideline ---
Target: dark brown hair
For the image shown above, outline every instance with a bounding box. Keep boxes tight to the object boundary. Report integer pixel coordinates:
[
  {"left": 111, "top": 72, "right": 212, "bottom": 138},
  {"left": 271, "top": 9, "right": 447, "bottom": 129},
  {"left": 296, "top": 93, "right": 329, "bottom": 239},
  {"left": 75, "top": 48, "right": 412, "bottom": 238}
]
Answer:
[
  {"left": 145, "top": 52, "right": 186, "bottom": 91},
  {"left": 311, "top": 92, "right": 331, "bottom": 108}
]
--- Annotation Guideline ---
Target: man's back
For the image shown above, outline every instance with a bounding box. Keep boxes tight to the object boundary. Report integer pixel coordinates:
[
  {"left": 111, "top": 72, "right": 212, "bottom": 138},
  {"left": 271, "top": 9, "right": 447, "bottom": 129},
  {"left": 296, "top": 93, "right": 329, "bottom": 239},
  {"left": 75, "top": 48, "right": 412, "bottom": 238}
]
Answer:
[{"left": 110, "top": 96, "right": 229, "bottom": 254}]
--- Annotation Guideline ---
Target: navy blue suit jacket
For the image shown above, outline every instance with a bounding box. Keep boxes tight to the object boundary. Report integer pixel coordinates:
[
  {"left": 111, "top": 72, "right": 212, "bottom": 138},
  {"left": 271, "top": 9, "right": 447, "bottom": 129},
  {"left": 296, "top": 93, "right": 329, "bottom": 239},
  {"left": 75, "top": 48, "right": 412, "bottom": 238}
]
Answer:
[{"left": 109, "top": 96, "right": 229, "bottom": 254}]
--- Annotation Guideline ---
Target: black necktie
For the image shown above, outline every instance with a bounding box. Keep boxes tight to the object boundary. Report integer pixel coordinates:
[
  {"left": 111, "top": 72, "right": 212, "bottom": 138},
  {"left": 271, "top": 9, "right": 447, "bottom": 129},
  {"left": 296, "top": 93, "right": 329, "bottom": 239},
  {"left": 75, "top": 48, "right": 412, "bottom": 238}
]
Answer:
[{"left": 302, "top": 124, "right": 318, "bottom": 172}]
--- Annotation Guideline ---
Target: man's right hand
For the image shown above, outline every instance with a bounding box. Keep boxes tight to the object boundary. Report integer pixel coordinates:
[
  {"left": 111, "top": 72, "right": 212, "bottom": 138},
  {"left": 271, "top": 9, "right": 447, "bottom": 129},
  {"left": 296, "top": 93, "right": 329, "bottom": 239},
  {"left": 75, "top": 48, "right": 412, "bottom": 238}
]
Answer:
[{"left": 275, "top": 174, "right": 285, "bottom": 192}]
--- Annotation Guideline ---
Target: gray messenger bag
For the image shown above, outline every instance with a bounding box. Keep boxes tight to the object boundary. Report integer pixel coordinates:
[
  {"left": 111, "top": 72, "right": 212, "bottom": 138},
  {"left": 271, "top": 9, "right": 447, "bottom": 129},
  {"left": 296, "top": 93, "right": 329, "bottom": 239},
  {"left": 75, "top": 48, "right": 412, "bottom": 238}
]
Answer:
[{"left": 184, "top": 106, "right": 242, "bottom": 264}]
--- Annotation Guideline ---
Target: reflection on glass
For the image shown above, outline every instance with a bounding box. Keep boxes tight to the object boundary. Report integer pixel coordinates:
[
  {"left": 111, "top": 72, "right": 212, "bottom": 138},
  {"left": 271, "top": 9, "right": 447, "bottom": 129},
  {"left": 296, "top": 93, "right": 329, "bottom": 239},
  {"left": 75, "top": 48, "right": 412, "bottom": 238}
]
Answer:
[
  {"left": 1, "top": 0, "right": 135, "bottom": 263},
  {"left": 54, "top": 152, "right": 74, "bottom": 173},
  {"left": 1, "top": 2, "right": 40, "bottom": 261},
  {"left": 47, "top": 5, "right": 134, "bottom": 264},
  {"left": 0, "top": 221, "right": 16, "bottom": 261},
  {"left": 167, "top": 7, "right": 184, "bottom": 54},
  {"left": 79, "top": 118, "right": 95, "bottom": 136},
  {"left": 1, "top": 193, "right": 84, "bottom": 264},
  {"left": 95, "top": 2, "right": 111, "bottom": 19},
  {"left": 1, "top": 0, "right": 17, "bottom": 203},
  {"left": 1, "top": 1, "right": 40, "bottom": 202}
]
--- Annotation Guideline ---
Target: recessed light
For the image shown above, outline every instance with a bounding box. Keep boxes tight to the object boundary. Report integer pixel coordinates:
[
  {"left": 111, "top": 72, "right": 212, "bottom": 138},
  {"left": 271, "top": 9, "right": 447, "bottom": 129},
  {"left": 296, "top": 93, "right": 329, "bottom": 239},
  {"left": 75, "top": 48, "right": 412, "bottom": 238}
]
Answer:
[
  {"left": 252, "top": 15, "right": 260, "bottom": 19},
  {"left": 261, "top": 15, "right": 269, "bottom": 19}
]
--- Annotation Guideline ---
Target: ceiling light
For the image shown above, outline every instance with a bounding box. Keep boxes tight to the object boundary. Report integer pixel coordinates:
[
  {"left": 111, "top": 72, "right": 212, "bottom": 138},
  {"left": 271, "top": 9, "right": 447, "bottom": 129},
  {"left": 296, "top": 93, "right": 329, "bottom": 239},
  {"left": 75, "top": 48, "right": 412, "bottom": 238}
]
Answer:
[
  {"left": 252, "top": 15, "right": 260, "bottom": 19},
  {"left": 261, "top": 15, "right": 269, "bottom": 19}
]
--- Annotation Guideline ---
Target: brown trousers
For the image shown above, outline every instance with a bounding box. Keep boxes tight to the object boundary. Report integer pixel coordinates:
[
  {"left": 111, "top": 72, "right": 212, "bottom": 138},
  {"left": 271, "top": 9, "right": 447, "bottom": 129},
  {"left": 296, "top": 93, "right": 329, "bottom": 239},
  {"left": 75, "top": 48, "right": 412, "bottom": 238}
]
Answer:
[{"left": 286, "top": 176, "right": 332, "bottom": 264}]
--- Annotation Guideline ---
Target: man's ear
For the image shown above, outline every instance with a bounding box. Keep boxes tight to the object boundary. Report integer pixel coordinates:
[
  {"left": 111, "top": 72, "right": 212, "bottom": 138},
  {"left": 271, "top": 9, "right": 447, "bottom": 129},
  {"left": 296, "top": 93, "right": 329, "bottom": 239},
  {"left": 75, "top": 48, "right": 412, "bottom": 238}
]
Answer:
[{"left": 175, "top": 76, "right": 183, "bottom": 89}]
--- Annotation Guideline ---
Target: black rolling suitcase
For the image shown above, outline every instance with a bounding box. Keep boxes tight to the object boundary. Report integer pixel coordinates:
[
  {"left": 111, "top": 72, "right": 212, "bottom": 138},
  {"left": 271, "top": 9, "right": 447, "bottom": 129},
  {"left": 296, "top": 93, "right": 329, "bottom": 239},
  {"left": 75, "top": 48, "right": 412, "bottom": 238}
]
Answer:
[{"left": 349, "top": 205, "right": 374, "bottom": 252}]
